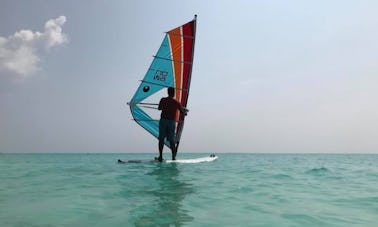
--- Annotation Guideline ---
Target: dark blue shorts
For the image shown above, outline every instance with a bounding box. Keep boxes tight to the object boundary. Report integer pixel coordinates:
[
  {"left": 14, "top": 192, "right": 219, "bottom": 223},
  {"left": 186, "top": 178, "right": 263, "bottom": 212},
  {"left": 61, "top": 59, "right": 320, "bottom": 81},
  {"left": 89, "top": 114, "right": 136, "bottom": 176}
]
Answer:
[{"left": 159, "top": 119, "right": 175, "bottom": 142}]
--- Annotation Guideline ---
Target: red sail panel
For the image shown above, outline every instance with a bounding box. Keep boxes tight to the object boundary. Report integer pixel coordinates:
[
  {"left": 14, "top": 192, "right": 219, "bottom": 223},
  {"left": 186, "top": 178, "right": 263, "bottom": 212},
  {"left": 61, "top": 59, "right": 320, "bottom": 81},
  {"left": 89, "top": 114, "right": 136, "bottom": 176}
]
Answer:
[{"left": 181, "top": 21, "right": 195, "bottom": 107}]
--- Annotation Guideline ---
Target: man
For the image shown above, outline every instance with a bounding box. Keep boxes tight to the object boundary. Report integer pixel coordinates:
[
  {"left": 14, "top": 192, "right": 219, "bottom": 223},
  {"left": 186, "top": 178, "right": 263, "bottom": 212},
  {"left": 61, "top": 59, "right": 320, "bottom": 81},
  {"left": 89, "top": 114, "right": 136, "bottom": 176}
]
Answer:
[{"left": 157, "top": 87, "right": 187, "bottom": 162}]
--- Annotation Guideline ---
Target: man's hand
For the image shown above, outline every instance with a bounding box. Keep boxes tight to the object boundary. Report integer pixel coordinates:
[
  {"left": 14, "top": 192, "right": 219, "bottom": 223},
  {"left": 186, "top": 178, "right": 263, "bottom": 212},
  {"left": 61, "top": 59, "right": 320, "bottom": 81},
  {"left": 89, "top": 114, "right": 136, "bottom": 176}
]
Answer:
[{"left": 182, "top": 107, "right": 189, "bottom": 115}]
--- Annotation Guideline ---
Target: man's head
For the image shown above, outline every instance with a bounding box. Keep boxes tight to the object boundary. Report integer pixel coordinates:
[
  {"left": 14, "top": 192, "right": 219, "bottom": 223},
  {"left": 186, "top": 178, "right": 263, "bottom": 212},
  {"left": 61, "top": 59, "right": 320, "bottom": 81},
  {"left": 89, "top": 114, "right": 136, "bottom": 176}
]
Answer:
[{"left": 168, "top": 87, "right": 175, "bottom": 97}]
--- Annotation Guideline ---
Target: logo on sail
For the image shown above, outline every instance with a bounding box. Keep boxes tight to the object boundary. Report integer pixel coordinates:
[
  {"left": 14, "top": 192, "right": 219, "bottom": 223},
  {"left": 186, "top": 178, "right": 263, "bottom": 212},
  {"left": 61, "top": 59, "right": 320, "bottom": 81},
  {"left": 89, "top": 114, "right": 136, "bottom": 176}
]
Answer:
[{"left": 153, "top": 70, "right": 168, "bottom": 82}]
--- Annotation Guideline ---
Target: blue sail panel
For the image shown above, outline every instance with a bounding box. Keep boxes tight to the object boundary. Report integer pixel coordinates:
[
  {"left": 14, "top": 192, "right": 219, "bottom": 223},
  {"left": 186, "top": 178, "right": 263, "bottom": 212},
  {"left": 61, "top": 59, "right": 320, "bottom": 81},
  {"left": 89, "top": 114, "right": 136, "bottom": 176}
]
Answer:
[
  {"left": 130, "top": 105, "right": 172, "bottom": 147},
  {"left": 130, "top": 105, "right": 159, "bottom": 137},
  {"left": 130, "top": 35, "right": 175, "bottom": 104}
]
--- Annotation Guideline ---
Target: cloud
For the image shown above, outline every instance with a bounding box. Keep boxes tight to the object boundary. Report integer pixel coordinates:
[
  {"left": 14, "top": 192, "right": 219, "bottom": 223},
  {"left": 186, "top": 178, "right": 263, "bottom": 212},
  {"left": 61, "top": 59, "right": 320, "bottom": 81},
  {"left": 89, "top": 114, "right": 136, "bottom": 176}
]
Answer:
[
  {"left": 44, "top": 16, "right": 68, "bottom": 48},
  {"left": 0, "top": 16, "right": 68, "bottom": 79}
]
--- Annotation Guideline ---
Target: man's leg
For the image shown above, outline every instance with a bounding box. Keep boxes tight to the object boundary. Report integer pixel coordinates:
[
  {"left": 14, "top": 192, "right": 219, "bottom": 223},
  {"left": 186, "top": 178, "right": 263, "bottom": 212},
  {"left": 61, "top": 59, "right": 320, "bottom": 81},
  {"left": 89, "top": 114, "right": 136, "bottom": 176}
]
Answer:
[
  {"left": 158, "top": 119, "right": 165, "bottom": 162},
  {"left": 167, "top": 120, "right": 176, "bottom": 160},
  {"left": 158, "top": 139, "right": 164, "bottom": 162},
  {"left": 170, "top": 141, "right": 177, "bottom": 160}
]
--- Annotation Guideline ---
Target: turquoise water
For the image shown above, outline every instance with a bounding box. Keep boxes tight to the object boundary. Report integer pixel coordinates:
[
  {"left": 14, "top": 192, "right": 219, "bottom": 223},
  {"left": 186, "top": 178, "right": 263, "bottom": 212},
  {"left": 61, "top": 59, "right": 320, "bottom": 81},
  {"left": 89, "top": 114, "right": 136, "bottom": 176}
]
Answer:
[{"left": 0, "top": 153, "right": 377, "bottom": 226}]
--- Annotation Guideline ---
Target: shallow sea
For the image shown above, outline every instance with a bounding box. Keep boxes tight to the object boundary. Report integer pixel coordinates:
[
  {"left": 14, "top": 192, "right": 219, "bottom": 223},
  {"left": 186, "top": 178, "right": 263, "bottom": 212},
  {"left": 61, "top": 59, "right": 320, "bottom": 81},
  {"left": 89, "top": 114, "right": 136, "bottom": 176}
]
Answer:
[{"left": 0, "top": 153, "right": 377, "bottom": 226}]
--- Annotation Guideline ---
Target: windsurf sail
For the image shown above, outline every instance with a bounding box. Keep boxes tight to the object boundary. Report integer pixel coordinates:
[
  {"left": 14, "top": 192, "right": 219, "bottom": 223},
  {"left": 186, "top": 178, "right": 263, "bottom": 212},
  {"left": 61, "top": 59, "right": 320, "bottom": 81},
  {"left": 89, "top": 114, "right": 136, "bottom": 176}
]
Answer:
[{"left": 128, "top": 15, "right": 197, "bottom": 150}]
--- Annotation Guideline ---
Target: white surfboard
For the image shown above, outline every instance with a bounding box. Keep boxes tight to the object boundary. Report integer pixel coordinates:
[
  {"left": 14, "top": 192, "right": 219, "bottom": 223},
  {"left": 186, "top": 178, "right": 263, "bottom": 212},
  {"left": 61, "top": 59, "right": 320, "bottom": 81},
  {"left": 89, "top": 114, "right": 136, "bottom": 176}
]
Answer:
[
  {"left": 118, "top": 155, "right": 218, "bottom": 164},
  {"left": 165, "top": 155, "right": 218, "bottom": 163}
]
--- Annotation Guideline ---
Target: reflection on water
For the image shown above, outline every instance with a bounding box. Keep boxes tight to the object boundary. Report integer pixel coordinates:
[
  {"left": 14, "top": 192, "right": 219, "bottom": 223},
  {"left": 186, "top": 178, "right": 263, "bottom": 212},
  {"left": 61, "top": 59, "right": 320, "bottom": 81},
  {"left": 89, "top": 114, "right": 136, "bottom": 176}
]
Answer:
[{"left": 134, "top": 163, "right": 194, "bottom": 226}]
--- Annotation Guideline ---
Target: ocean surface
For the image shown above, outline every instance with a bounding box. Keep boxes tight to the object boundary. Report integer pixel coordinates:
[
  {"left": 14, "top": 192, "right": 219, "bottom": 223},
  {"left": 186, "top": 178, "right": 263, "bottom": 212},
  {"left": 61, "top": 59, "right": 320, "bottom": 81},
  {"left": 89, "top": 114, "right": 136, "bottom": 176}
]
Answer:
[{"left": 0, "top": 153, "right": 377, "bottom": 227}]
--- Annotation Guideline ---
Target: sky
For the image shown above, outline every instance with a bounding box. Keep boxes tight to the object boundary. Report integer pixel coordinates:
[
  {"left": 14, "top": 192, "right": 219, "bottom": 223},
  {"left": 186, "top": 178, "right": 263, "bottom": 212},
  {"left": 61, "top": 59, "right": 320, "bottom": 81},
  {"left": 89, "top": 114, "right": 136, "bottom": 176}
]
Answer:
[{"left": 1, "top": 0, "right": 377, "bottom": 153}]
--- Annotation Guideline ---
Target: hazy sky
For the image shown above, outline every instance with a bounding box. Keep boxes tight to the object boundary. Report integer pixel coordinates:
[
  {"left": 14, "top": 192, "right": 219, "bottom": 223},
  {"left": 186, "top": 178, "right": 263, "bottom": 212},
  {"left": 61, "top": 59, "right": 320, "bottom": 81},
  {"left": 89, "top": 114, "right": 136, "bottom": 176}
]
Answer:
[{"left": 1, "top": 0, "right": 377, "bottom": 153}]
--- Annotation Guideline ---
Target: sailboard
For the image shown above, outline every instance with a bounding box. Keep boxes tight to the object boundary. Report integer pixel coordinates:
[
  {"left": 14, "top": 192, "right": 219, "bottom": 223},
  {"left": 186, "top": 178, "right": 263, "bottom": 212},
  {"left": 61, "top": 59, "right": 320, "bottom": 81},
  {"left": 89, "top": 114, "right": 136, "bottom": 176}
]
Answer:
[
  {"left": 118, "top": 154, "right": 218, "bottom": 164},
  {"left": 166, "top": 155, "right": 218, "bottom": 163},
  {"left": 127, "top": 15, "right": 197, "bottom": 151}
]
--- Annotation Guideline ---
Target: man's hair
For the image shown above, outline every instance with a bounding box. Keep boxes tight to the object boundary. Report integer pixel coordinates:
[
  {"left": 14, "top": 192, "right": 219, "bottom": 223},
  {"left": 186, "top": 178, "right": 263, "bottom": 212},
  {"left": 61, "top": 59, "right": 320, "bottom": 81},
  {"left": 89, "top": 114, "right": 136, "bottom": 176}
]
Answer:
[{"left": 168, "top": 87, "right": 175, "bottom": 97}]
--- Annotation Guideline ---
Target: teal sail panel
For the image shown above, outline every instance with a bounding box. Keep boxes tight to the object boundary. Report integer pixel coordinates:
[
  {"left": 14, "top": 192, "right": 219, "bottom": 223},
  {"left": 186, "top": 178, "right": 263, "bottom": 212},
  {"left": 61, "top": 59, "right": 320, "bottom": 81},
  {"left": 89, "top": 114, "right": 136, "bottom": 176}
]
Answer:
[{"left": 130, "top": 36, "right": 175, "bottom": 104}]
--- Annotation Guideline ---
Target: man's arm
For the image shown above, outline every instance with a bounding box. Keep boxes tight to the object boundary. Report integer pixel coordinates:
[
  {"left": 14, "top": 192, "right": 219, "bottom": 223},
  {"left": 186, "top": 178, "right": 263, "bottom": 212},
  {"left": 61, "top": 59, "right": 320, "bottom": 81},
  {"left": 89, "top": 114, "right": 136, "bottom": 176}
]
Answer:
[
  {"left": 158, "top": 98, "right": 163, "bottom": 110},
  {"left": 178, "top": 105, "right": 188, "bottom": 115}
]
